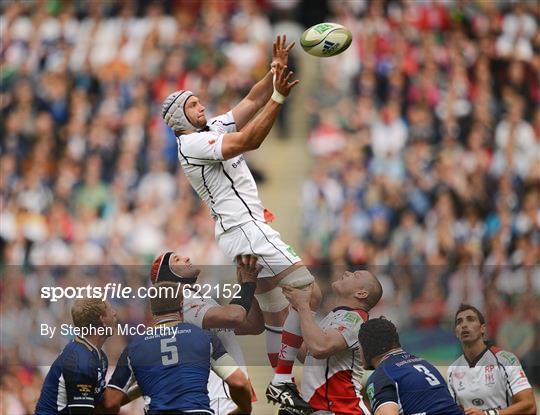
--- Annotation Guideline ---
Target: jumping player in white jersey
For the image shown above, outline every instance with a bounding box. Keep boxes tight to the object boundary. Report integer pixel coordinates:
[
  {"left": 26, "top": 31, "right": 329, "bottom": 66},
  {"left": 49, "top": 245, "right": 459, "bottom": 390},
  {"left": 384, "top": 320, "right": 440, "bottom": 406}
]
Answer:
[
  {"left": 283, "top": 270, "right": 382, "bottom": 415},
  {"left": 448, "top": 304, "right": 536, "bottom": 415},
  {"left": 150, "top": 251, "right": 263, "bottom": 414},
  {"left": 161, "top": 35, "right": 322, "bottom": 411}
]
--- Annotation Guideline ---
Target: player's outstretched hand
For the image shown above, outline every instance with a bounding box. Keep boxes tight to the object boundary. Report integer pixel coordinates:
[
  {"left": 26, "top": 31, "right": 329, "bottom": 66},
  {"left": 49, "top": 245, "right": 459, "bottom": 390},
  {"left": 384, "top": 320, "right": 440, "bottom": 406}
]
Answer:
[
  {"left": 235, "top": 255, "right": 262, "bottom": 283},
  {"left": 272, "top": 34, "right": 295, "bottom": 68},
  {"left": 282, "top": 284, "right": 313, "bottom": 309},
  {"left": 273, "top": 63, "right": 299, "bottom": 97}
]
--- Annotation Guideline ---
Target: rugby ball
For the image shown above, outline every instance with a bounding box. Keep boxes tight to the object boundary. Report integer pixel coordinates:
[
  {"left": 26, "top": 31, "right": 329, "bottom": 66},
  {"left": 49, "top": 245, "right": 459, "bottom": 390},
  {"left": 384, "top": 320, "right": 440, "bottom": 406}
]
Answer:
[{"left": 300, "top": 22, "right": 352, "bottom": 57}]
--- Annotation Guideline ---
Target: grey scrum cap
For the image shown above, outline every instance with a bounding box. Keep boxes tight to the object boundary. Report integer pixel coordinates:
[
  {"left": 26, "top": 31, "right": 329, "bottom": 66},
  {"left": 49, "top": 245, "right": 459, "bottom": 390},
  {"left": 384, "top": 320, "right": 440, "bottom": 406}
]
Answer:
[{"left": 161, "top": 90, "right": 196, "bottom": 134}]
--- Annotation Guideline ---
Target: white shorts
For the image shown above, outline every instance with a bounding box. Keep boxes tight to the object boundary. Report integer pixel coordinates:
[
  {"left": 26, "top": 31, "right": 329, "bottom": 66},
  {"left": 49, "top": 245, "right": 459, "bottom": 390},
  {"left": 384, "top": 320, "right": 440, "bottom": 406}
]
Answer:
[
  {"left": 209, "top": 396, "right": 237, "bottom": 415},
  {"left": 217, "top": 221, "right": 301, "bottom": 278}
]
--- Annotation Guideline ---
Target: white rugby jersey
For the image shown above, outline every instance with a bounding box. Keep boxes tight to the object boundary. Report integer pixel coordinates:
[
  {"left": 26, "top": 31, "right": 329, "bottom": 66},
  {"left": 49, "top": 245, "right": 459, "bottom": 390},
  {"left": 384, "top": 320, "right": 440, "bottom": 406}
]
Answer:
[
  {"left": 183, "top": 295, "right": 250, "bottom": 402},
  {"left": 447, "top": 345, "right": 532, "bottom": 410},
  {"left": 177, "top": 112, "right": 266, "bottom": 237},
  {"left": 301, "top": 307, "right": 370, "bottom": 415}
]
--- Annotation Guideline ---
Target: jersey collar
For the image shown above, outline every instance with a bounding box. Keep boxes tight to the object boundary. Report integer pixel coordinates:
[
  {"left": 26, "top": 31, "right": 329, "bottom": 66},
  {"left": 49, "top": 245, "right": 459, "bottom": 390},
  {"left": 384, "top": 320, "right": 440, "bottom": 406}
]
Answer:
[
  {"left": 464, "top": 345, "right": 489, "bottom": 368},
  {"left": 75, "top": 335, "right": 101, "bottom": 357},
  {"left": 332, "top": 306, "right": 369, "bottom": 322}
]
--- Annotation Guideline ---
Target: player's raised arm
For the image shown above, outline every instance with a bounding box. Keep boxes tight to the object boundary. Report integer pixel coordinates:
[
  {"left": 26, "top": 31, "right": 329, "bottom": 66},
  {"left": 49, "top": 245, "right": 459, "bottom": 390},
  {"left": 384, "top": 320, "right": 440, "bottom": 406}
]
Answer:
[
  {"left": 220, "top": 63, "right": 299, "bottom": 160},
  {"left": 232, "top": 35, "right": 294, "bottom": 130},
  {"left": 283, "top": 285, "right": 348, "bottom": 359},
  {"left": 202, "top": 255, "right": 260, "bottom": 329}
]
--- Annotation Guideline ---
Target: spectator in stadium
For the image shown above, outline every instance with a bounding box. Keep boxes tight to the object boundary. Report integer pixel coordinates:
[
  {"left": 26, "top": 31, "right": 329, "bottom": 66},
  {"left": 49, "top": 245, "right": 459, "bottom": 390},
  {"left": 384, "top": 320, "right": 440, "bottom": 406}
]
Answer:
[
  {"left": 359, "top": 317, "right": 463, "bottom": 415},
  {"left": 282, "top": 270, "right": 382, "bottom": 414},
  {"left": 102, "top": 282, "right": 253, "bottom": 415},
  {"left": 448, "top": 304, "right": 536, "bottom": 415}
]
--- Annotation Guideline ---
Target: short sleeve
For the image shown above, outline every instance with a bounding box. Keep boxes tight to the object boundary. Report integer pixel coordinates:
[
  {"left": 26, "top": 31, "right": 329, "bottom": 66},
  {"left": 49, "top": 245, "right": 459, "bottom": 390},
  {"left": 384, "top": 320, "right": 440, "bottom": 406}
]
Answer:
[
  {"left": 183, "top": 297, "right": 218, "bottom": 328},
  {"left": 326, "top": 311, "right": 364, "bottom": 348},
  {"left": 446, "top": 366, "right": 458, "bottom": 403},
  {"left": 209, "top": 332, "right": 228, "bottom": 361},
  {"left": 366, "top": 369, "right": 399, "bottom": 414},
  {"left": 108, "top": 347, "right": 135, "bottom": 394},
  {"left": 62, "top": 350, "right": 99, "bottom": 411},
  {"left": 208, "top": 111, "right": 237, "bottom": 134},
  {"left": 178, "top": 132, "right": 224, "bottom": 164},
  {"left": 497, "top": 350, "right": 532, "bottom": 395}
]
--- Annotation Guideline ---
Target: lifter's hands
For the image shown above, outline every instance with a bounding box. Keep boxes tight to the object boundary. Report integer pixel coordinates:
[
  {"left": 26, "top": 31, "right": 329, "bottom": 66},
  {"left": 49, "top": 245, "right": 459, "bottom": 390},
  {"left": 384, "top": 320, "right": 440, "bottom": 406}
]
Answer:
[
  {"left": 282, "top": 284, "right": 313, "bottom": 310},
  {"left": 235, "top": 255, "right": 262, "bottom": 284},
  {"left": 272, "top": 34, "right": 295, "bottom": 69},
  {"left": 273, "top": 63, "right": 299, "bottom": 98}
]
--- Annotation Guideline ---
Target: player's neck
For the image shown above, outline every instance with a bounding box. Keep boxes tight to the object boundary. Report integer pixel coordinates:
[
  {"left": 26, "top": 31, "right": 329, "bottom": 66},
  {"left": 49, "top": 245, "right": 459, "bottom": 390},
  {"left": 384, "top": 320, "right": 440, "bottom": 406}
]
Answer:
[
  {"left": 84, "top": 334, "right": 106, "bottom": 350},
  {"left": 462, "top": 338, "right": 487, "bottom": 363},
  {"left": 375, "top": 347, "right": 403, "bottom": 367},
  {"left": 338, "top": 297, "right": 368, "bottom": 312}
]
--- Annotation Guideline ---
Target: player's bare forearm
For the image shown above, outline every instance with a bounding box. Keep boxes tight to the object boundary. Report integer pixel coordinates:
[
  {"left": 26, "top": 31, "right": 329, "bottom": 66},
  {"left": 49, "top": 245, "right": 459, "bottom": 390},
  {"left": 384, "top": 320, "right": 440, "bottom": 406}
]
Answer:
[
  {"left": 222, "top": 100, "right": 282, "bottom": 159},
  {"left": 221, "top": 64, "right": 298, "bottom": 159},
  {"left": 233, "top": 71, "right": 274, "bottom": 131},
  {"left": 245, "top": 71, "right": 274, "bottom": 111},
  {"left": 225, "top": 369, "right": 253, "bottom": 413},
  {"left": 234, "top": 298, "right": 265, "bottom": 335},
  {"left": 296, "top": 304, "right": 344, "bottom": 359},
  {"left": 203, "top": 304, "right": 248, "bottom": 329},
  {"left": 499, "top": 389, "right": 537, "bottom": 414},
  {"left": 228, "top": 382, "right": 253, "bottom": 413}
]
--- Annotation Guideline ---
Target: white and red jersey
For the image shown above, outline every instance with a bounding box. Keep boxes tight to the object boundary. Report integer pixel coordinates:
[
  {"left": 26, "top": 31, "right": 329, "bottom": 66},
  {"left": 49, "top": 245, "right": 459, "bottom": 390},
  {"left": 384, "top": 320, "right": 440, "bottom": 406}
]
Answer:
[
  {"left": 447, "top": 345, "right": 532, "bottom": 411},
  {"left": 301, "top": 307, "right": 371, "bottom": 415},
  {"left": 177, "top": 111, "right": 266, "bottom": 237},
  {"left": 183, "top": 295, "right": 253, "bottom": 413}
]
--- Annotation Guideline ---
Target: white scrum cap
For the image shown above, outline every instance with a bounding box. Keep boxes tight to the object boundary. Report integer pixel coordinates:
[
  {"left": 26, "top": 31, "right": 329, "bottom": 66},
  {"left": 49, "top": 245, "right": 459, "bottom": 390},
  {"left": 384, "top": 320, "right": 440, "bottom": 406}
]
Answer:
[{"left": 161, "top": 90, "right": 196, "bottom": 133}]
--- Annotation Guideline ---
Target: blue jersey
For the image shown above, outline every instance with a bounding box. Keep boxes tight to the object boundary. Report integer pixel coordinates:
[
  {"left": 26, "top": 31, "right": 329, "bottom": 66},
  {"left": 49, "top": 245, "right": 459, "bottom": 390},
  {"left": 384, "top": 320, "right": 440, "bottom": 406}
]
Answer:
[
  {"left": 35, "top": 336, "right": 108, "bottom": 414},
  {"left": 108, "top": 321, "right": 227, "bottom": 414},
  {"left": 366, "top": 350, "right": 463, "bottom": 415}
]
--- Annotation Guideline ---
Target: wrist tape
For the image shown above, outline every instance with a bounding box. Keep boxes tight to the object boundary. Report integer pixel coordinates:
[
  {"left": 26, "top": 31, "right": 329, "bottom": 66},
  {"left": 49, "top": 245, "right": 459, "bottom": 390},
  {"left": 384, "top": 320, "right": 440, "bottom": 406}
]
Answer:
[
  {"left": 271, "top": 71, "right": 286, "bottom": 104},
  {"left": 229, "top": 282, "right": 257, "bottom": 312}
]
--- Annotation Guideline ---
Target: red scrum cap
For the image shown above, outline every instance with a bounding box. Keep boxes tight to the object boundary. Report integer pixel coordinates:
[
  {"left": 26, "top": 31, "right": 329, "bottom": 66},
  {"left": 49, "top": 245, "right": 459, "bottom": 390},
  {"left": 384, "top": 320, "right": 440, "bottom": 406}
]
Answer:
[{"left": 150, "top": 252, "right": 198, "bottom": 285}]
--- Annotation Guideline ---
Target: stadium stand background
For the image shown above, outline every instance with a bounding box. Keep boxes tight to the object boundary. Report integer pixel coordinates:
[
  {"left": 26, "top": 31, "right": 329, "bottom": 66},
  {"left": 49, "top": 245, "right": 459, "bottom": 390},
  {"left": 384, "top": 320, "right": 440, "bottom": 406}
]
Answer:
[{"left": 1, "top": 0, "right": 539, "bottom": 413}]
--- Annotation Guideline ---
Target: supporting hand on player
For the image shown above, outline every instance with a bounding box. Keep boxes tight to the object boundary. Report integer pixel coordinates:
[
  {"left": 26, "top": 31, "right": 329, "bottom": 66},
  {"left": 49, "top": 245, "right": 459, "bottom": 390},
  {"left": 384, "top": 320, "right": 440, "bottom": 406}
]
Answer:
[
  {"left": 464, "top": 408, "right": 485, "bottom": 415},
  {"left": 235, "top": 255, "right": 262, "bottom": 283},
  {"left": 272, "top": 34, "right": 294, "bottom": 69},
  {"left": 273, "top": 63, "right": 299, "bottom": 98},
  {"left": 282, "top": 284, "right": 313, "bottom": 310}
]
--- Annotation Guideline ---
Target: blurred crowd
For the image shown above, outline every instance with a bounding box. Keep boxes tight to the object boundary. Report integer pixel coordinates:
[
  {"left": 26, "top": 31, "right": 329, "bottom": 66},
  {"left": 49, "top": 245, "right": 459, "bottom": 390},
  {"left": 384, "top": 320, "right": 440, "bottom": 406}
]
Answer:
[
  {"left": 1, "top": 0, "right": 540, "bottom": 413},
  {"left": 301, "top": 0, "right": 540, "bottom": 387},
  {"left": 0, "top": 1, "right": 327, "bottom": 413}
]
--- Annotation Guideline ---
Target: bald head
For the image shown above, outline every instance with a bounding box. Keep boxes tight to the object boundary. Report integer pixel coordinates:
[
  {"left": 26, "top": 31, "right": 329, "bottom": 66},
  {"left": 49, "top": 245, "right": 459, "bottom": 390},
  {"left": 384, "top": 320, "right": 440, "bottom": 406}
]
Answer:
[
  {"left": 332, "top": 270, "right": 383, "bottom": 311},
  {"left": 359, "top": 270, "right": 383, "bottom": 310}
]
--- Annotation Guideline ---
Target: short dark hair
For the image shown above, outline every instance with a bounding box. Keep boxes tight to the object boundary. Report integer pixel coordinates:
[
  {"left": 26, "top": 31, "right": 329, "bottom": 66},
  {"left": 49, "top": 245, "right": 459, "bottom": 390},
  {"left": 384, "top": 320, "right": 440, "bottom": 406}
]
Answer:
[
  {"left": 358, "top": 317, "right": 400, "bottom": 369},
  {"left": 150, "top": 282, "right": 183, "bottom": 316},
  {"left": 454, "top": 304, "right": 485, "bottom": 326}
]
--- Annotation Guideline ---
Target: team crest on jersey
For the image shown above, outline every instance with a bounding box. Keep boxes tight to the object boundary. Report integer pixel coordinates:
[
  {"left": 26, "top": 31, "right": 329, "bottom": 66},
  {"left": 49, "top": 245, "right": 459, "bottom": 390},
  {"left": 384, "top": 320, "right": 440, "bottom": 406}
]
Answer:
[
  {"left": 343, "top": 312, "right": 360, "bottom": 325},
  {"left": 208, "top": 139, "right": 215, "bottom": 144},
  {"left": 366, "top": 383, "right": 374, "bottom": 401},
  {"left": 484, "top": 364, "right": 495, "bottom": 385},
  {"left": 472, "top": 398, "right": 485, "bottom": 406},
  {"left": 77, "top": 384, "right": 92, "bottom": 393},
  {"left": 454, "top": 370, "right": 466, "bottom": 380}
]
